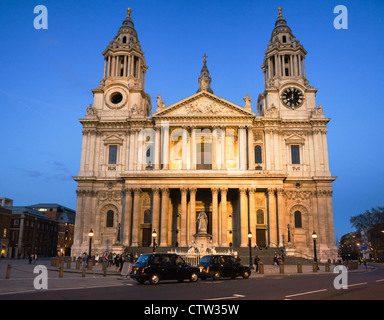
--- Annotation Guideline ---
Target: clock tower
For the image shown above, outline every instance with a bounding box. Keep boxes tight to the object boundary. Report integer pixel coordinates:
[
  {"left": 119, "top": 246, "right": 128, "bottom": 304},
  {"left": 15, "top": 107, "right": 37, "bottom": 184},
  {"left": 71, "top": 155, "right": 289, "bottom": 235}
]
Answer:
[{"left": 257, "top": 7, "right": 318, "bottom": 120}]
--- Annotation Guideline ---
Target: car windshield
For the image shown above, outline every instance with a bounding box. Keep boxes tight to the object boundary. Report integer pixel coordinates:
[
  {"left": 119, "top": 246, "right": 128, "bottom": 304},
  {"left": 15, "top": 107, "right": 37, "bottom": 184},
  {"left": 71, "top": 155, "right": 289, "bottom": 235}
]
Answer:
[
  {"left": 135, "top": 254, "right": 151, "bottom": 265},
  {"left": 199, "top": 256, "right": 212, "bottom": 265}
]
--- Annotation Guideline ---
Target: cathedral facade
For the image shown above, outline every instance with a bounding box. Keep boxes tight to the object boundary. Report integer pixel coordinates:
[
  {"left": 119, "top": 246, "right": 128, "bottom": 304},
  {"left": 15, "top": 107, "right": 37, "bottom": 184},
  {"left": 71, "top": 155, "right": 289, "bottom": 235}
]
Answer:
[{"left": 72, "top": 8, "right": 338, "bottom": 261}]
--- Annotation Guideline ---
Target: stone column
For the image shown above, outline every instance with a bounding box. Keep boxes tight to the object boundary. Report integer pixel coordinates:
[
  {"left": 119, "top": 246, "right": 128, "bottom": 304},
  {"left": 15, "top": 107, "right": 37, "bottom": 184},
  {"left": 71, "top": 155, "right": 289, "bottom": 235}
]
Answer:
[
  {"left": 239, "top": 127, "right": 246, "bottom": 170},
  {"left": 212, "top": 127, "right": 218, "bottom": 170},
  {"left": 220, "top": 188, "right": 228, "bottom": 246},
  {"left": 247, "top": 126, "right": 254, "bottom": 170},
  {"left": 267, "top": 189, "right": 278, "bottom": 246},
  {"left": 180, "top": 188, "right": 188, "bottom": 247},
  {"left": 131, "top": 188, "right": 142, "bottom": 246},
  {"left": 211, "top": 188, "right": 219, "bottom": 246},
  {"left": 220, "top": 126, "right": 226, "bottom": 170},
  {"left": 276, "top": 189, "right": 286, "bottom": 247},
  {"left": 190, "top": 126, "right": 196, "bottom": 170},
  {"left": 123, "top": 188, "right": 133, "bottom": 246},
  {"left": 161, "top": 123, "right": 169, "bottom": 170},
  {"left": 152, "top": 188, "right": 161, "bottom": 240},
  {"left": 160, "top": 188, "right": 170, "bottom": 246},
  {"left": 248, "top": 188, "right": 256, "bottom": 247},
  {"left": 239, "top": 188, "right": 248, "bottom": 247},
  {"left": 182, "top": 127, "right": 188, "bottom": 170},
  {"left": 128, "top": 129, "right": 135, "bottom": 171},
  {"left": 123, "top": 55, "right": 127, "bottom": 77},
  {"left": 154, "top": 126, "right": 161, "bottom": 170},
  {"left": 189, "top": 188, "right": 197, "bottom": 242}
]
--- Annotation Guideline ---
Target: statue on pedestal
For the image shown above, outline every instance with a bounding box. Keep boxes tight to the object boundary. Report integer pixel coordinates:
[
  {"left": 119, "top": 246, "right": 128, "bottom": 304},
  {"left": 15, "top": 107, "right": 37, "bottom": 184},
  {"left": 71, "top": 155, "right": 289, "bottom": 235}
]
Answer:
[{"left": 197, "top": 210, "right": 208, "bottom": 234}]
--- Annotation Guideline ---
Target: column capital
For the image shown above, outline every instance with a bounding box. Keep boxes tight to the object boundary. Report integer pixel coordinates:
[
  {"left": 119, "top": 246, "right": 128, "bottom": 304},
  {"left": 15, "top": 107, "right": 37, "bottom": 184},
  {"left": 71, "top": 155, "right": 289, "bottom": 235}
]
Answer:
[
  {"left": 133, "top": 187, "right": 142, "bottom": 194},
  {"left": 248, "top": 187, "right": 256, "bottom": 194},
  {"left": 239, "top": 187, "right": 247, "bottom": 195},
  {"left": 180, "top": 187, "right": 188, "bottom": 194},
  {"left": 161, "top": 187, "right": 170, "bottom": 195},
  {"left": 152, "top": 187, "right": 161, "bottom": 194},
  {"left": 211, "top": 187, "right": 219, "bottom": 195},
  {"left": 267, "top": 188, "right": 276, "bottom": 196},
  {"left": 220, "top": 187, "right": 228, "bottom": 194},
  {"left": 189, "top": 187, "right": 197, "bottom": 194}
]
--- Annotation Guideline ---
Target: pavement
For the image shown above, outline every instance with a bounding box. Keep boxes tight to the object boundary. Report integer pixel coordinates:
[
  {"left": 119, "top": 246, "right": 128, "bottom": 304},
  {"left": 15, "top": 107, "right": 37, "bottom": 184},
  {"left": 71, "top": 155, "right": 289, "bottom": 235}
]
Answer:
[{"left": 0, "top": 257, "right": 372, "bottom": 296}]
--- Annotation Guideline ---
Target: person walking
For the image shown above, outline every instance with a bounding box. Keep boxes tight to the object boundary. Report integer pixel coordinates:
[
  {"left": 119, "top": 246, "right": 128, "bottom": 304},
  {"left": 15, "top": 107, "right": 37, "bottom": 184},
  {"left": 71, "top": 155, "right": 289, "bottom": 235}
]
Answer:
[{"left": 254, "top": 255, "right": 260, "bottom": 272}]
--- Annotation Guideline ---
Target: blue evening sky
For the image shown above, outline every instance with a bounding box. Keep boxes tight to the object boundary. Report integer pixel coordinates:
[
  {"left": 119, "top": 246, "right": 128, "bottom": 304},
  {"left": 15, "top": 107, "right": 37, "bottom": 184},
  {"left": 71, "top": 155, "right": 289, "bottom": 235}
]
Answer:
[{"left": 0, "top": 0, "right": 383, "bottom": 241}]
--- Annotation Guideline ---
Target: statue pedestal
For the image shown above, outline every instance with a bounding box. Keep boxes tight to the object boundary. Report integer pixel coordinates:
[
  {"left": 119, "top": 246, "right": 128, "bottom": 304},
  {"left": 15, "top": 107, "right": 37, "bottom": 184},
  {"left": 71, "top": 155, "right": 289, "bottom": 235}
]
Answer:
[
  {"left": 112, "top": 243, "right": 124, "bottom": 254},
  {"left": 193, "top": 233, "right": 213, "bottom": 255}
]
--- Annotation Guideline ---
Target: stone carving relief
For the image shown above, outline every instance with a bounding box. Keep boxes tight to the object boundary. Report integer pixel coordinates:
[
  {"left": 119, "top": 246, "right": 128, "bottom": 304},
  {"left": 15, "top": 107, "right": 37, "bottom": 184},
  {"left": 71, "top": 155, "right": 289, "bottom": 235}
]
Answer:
[{"left": 171, "top": 98, "right": 237, "bottom": 116}]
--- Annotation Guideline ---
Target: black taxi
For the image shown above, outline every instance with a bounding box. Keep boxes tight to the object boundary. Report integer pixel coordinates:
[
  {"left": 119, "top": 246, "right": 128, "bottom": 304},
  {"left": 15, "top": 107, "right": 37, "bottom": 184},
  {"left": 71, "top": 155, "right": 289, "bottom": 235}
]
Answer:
[
  {"left": 130, "top": 253, "right": 200, "bottom": 284},
  {"left": 198, "top": 255, "right": 251, "bottom": 280}
]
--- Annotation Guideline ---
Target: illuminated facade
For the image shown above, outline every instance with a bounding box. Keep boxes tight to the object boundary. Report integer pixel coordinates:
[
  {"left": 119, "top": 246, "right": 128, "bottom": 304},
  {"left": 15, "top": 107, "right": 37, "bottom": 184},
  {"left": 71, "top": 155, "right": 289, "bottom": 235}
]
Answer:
[{"left": 72, "top": 8, "right": 337, "bottom": 261}]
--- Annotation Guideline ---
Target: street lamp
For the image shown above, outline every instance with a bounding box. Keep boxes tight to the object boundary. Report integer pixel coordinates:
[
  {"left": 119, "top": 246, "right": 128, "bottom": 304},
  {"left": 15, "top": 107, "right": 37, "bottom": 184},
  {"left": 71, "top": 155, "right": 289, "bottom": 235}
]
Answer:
[
  {"left": 88, "top": 229, "right": 94, "bottom": 259},
  {"left": 152, "top": 229, "right": 157, "bottom": 253},
  {"left": 248, "top": 232, "right": 253, "bottom": 269},
  {"left": 312, "top": 231, "right": 318, "bottom": 264}
]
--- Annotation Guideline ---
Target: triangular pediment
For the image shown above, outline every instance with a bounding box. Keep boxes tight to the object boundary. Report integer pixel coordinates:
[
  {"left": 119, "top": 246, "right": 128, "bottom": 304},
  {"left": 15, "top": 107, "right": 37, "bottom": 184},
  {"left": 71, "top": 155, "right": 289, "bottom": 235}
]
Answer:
[
  {"left": 152, "top": 91, "right": 255, "bottom": 118},
  {"left": 285, "top": 134, "right": 306, "bottom": 144}
]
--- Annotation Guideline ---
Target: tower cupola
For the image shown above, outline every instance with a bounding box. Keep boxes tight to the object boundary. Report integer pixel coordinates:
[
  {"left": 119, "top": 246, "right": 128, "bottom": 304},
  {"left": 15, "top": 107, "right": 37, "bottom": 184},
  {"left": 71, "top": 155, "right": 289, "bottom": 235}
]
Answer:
[
  {"left": 262, "top": 7, "right": 308, "bottom": 89},
  {"left": 197, "top": 54, "right": 213, "bottom": 94},
  {"left": 101, "top": 8, "right": 148, "bottom": 90}
]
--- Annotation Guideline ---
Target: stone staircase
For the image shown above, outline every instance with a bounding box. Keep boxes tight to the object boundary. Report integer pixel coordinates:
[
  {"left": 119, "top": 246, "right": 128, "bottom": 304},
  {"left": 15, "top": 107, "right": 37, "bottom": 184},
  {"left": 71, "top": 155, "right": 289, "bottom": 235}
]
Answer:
[{"left": 235, "top": 247, "right": 315, "bottom": 266}]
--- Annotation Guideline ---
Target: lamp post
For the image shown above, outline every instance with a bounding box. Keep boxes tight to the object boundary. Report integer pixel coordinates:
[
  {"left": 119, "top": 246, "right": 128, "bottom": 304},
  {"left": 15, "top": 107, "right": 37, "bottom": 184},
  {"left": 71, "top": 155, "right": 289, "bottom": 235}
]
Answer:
[
  {"left": 152, "top": 229, "right": 157, "bottom": 253},
  {"left": 312, "top": 231, "right": 318, "bottom": 264},
  {"left": 88, "top": 229, "right": 94, "bottom": 259},
  {"left": 248, "top": 232, "right": 253, "bottom": 269}
]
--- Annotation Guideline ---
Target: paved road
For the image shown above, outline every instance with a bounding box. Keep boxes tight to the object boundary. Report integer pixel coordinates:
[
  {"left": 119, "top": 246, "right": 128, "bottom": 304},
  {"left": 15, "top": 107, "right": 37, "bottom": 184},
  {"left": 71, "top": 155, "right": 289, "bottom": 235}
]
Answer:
[{"left": 0, "top": 258, "right": 383, "bottom": 301}]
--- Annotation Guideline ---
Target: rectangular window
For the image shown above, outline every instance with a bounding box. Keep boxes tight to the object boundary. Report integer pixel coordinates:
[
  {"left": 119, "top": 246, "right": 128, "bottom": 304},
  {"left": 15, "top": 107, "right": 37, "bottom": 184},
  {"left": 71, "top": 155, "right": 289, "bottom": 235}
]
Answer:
[
  {"left": 254, "top": 145, "right": 262, "bottom": 164},
  {"left": 291, "top": 145, "right": 300, "bottom": 164},
  {"left": 108, "top": 145, "right": 118, "bottom": 164}
]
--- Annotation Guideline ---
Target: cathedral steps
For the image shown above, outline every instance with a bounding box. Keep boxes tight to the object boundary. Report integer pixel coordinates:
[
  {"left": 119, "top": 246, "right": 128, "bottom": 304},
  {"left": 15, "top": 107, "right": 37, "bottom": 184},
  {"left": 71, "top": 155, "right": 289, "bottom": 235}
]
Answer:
[{"left": 122, "top": 246, "right": 316, "bottom": 266}]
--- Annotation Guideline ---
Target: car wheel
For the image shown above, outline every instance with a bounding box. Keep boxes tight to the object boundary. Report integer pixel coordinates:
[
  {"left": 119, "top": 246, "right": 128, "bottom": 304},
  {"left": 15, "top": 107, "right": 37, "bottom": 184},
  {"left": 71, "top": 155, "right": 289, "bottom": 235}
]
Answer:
[
  {"left": 213, "top": 271, "right": 221, "bottom": 281},
  {"left": 242, "top": 271, "right": 250, "bottom": 279},
  {"left": 149, "top": 274, "right": 160, "bottom": 285},
  {"left": 190, "top": 272, "right": 199, "bottom": 282}
]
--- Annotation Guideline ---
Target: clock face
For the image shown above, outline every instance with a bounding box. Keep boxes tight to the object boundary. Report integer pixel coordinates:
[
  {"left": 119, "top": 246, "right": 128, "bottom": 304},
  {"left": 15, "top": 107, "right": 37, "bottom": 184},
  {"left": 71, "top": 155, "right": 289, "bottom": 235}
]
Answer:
[{"left": 280, "top": 87, "right": 304, "bottom": 109}]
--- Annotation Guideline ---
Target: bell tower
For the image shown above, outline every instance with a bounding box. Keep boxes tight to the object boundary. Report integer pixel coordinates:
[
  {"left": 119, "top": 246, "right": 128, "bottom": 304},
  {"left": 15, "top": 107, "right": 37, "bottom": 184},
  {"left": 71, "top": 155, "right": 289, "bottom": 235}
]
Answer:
[
  {"left": 257, "top": 7, "right": 318, "bottom": 120},
  {"left": 88, "top": 8, "right": 151, "bottom": 120}
]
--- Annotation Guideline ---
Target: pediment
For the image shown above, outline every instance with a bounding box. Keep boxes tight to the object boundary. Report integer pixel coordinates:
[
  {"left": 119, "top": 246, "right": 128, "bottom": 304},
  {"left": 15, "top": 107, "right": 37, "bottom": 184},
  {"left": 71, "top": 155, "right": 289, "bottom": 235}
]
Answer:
[
  {"left": 103, "top": 134, "right": 124, "bottom": 145},
  {"left": 152, "top": 91, "right": 255, "bottom": 118},
  {"left": 284, "top": 134, "right": 306, "bottom": 144}
]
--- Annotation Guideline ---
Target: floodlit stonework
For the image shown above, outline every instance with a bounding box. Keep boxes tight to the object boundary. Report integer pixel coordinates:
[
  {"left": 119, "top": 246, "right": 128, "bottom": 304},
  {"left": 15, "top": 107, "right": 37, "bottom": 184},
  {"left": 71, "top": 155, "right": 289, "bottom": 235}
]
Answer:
[{"left": 72, "top": 8, "right": 338, "bottom": 261}]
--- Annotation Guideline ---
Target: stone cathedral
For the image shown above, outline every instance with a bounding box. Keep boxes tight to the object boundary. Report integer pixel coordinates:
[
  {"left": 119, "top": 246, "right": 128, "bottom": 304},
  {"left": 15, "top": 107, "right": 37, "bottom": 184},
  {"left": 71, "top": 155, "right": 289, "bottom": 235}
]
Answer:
[{"left": 72, "top": 7, "right": 338, "bottom": 261}]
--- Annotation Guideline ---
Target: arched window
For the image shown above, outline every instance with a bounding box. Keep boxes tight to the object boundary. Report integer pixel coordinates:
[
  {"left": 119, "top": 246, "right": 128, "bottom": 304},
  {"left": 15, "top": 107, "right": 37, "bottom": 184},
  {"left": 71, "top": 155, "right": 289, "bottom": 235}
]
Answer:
[
  {"left": 144, "top": 209, "right": 152, "bottom": 224},
  {"left": 256, "top": 209, "right": 264, "bottom": 224},
  {"left": 294, "top": 210, "right": 302, "bottom": 228},
  {"left": 282, "top": 35, "right": 287, "bottom": 43},
  {"left": 254, "top": 145, "right": 262, "bottom": 164},
  {"left": 122, "top": 36, "right": 127, "bottom": 43},
  {"left": 106, "top": 210, "right": 114, "bottom": 228}
]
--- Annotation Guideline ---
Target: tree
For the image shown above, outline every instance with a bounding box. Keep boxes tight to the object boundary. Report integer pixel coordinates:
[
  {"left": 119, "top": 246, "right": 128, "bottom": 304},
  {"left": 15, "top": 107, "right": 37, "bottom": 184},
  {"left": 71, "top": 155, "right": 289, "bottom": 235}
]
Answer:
[
  {"left": 350, "top": 206, "right": 384, "bottom": 232},
  {"left": 350, "top": 206, "right": 384, "bottom": 261}
]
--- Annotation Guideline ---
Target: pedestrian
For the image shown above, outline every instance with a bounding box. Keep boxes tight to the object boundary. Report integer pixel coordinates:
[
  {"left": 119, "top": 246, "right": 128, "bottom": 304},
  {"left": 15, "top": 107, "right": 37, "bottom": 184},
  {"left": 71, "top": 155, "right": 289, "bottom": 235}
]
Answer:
[
  {"left": 28, "top": 254, "right": 33, "bottom": 264},
  {"left": 33, "top": 254, "right": 38, "bottom": 265},
  {"left": 115, "top": 254, "right": 120, "bottom": 272},
  {"left": 273, "top": 255, "right": 279, "bottom": 270},
  {"left": 254, "top": 255, "right": 260, "bottom": 272},
  {"left": 82, "top": 252, "right": 87, "bottom": 267}
]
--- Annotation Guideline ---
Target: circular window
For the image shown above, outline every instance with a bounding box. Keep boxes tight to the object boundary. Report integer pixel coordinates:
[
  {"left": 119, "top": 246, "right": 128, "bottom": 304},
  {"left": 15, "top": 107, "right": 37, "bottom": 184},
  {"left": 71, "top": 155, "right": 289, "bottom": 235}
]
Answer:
[
  {"left": 110, "top": 92, "right": 123, "bottom": 105},
  {"left": 105, "top": 88, "right": 127, "bottom": 109}
]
